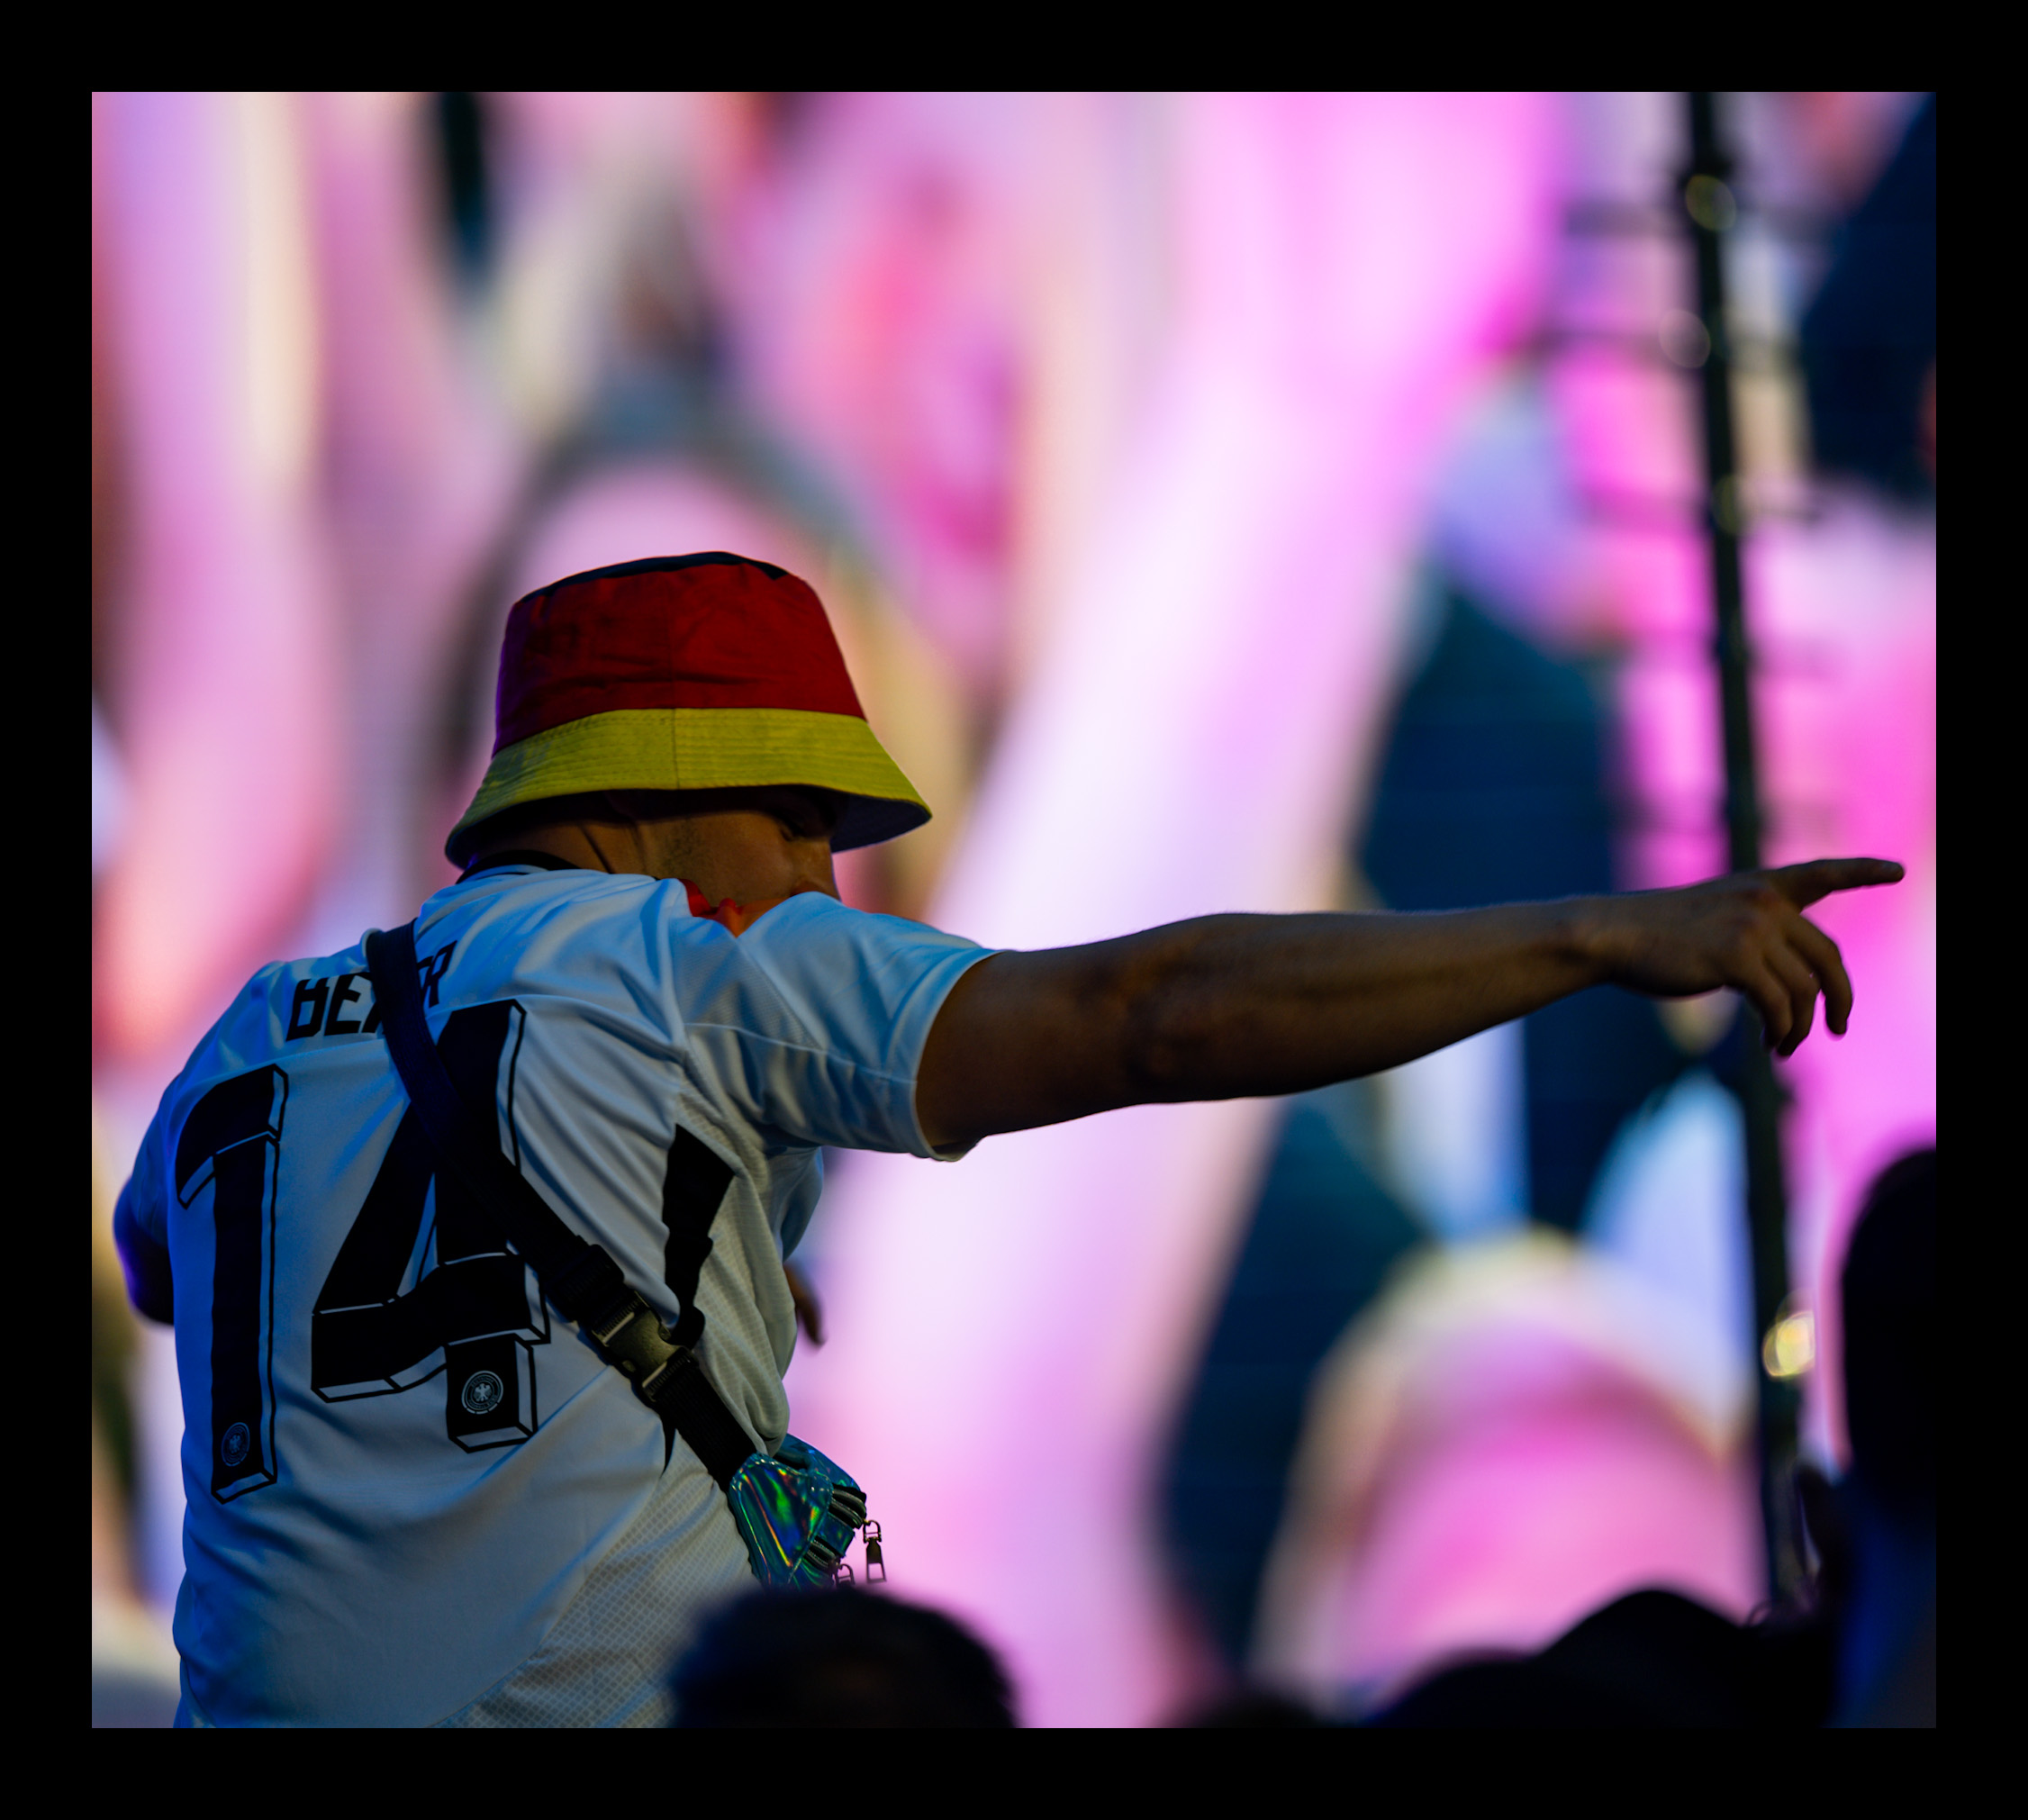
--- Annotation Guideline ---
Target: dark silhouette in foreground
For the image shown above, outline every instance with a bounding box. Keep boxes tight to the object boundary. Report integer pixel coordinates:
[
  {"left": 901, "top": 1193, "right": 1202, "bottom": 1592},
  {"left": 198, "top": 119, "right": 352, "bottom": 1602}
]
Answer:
[
  {"left": 1365, "top": 1589, "right": 1832, "bottom": 1727},
  {"left": 669, "top": 1589, "right": 1018, "bottom": 1727},
  {"left": 1173, "top": 1688, "right": 1331, "bottom": 1727}
]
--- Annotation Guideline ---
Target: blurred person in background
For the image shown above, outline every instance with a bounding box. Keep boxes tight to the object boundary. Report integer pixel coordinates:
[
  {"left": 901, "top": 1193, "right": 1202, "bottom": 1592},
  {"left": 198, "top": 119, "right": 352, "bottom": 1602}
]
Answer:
[
  {"left": 1253, "top": 1234, "right": 1771, "bottom": 1717},
  {"left": 668, "top": 1589, "right": 1016, "bottom": 1727},
  {"left": 115, "top": 540, "right": 1899, "bottom": 1725},
  {"left": 1265, "top": 1149, "right": 1933, "bottom": 1726}
]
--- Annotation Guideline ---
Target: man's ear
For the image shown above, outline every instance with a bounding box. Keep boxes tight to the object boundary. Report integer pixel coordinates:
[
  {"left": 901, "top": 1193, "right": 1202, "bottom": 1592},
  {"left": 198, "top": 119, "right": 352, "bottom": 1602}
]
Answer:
[{"left": 784, "top": 786, "right": 846, "bottom": 838}]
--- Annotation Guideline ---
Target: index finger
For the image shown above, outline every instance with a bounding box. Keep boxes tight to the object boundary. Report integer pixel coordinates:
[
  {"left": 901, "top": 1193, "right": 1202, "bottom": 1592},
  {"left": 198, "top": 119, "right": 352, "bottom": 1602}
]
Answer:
[{"left": 1770, "top": 857, "right": 1906, "bottom": 909}]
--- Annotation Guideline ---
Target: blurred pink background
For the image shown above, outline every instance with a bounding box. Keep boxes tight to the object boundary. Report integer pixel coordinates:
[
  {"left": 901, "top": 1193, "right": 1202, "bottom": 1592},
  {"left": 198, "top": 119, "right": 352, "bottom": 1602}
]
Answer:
[{"left": 92, "top": 92, "right": 1933, "bottom": 1725}]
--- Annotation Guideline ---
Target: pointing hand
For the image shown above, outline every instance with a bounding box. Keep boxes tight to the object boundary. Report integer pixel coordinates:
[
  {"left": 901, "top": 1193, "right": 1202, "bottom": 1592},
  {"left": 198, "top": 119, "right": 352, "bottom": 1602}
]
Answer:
[{"left": 1594, "top": 859, "right": 1905, "bottom": 1057}]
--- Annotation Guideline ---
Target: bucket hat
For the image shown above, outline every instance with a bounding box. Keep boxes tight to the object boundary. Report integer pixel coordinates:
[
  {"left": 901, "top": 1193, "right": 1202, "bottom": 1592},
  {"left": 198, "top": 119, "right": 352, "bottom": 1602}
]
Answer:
[{"left": 447, "top": 553, "right": 929, "bottom": 865}]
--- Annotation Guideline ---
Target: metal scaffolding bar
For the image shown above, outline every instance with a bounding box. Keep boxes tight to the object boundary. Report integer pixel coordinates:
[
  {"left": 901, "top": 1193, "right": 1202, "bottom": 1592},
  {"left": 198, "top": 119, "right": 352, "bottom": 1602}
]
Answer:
[{"left": 1682, "top": 90, "right": 1805, "bottom": 1606}]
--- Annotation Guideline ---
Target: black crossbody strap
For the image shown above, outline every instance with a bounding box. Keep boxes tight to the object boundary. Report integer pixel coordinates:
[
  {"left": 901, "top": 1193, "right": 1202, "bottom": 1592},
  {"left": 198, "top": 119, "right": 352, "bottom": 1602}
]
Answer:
[
  {"left": 365, "top": 924, "right": 756, "bottom": 1489},
  {"left": 662, "top": 1132, "right": 732, "bottom": 1352}
]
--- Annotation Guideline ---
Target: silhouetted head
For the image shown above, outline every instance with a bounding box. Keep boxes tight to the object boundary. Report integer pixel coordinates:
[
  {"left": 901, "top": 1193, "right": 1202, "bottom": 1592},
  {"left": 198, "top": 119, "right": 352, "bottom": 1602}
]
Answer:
[
  {"left": 1365, "top": 1589, "right": 1827, "bottom": 1728},
  {"left": 1174, "top": 1689, "right": 1331, "bottom": 1727},
  {"left": 1842, "top": 1147, "right": 1935, "bottom": 1516},
  {"left": 669, "top": 1589, "right": 1018, "bottom": 1728}
]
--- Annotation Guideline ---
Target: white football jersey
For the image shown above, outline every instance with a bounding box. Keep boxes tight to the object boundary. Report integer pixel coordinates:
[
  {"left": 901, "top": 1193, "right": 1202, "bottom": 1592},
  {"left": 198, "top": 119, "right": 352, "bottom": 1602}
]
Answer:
[{"left": 116, "top": 864, "right": 991, "bottom": 1726}]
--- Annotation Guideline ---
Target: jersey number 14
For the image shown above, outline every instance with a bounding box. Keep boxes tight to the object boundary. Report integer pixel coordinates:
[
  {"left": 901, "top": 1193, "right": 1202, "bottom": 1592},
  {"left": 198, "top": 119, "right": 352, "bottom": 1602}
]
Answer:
[{"left": 176, "top": 1002, "right": 548, "bottom": 1502}]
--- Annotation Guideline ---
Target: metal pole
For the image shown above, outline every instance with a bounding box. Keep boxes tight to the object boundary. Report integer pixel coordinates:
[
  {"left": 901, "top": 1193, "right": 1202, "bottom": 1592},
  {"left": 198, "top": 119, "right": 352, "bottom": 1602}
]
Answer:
[{"left": 1682, "top": 91, "right": 1805, "bottom": 1607}]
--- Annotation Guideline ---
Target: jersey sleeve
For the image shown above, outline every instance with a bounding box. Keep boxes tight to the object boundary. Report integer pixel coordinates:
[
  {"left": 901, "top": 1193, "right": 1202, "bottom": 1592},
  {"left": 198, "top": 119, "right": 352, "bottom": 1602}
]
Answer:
[
  {"left": 678, "top": 891, "right": 997, "bottom": 1159},
  {"left": 113, "top": 1109, "right": 175, "bottom": 1324}
]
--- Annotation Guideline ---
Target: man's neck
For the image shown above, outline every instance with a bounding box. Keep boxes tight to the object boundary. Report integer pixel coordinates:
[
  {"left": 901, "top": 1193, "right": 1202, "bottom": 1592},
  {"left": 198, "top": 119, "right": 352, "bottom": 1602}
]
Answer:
[{"left": 460, "top": 848, "right": 584, "bottom": 879}]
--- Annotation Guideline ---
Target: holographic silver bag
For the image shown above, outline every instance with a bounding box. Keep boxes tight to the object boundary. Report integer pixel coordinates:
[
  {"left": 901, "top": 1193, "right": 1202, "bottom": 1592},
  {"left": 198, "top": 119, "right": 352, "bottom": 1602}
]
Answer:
[{"left": 728, "top": 1434, "right": 883, "bottom": 1589}]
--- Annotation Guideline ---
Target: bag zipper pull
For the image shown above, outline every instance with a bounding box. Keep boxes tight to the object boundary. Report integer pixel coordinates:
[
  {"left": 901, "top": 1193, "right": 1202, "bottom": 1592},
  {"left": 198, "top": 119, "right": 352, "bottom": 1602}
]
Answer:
[{"left": 862, "top": 1520, "right": 885, "bottom": 1583}]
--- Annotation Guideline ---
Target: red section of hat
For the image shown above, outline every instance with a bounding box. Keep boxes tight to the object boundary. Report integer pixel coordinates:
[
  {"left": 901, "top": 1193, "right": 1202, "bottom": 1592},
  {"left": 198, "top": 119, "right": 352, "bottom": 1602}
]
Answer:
[{"left": 494, "top": 559, "right": 865, "bottom": 750}]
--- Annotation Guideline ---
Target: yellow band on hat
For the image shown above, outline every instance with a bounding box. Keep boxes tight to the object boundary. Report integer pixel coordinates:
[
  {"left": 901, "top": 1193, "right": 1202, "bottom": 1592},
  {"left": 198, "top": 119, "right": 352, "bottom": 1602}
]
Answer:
[{"left": 448, "top": 706, "right": 930, "bottom": 864}]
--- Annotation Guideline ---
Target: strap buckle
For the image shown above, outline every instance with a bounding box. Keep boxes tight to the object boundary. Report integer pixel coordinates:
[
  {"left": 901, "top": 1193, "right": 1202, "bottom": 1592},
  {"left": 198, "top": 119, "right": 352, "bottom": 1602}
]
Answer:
[
  {"left": 559, "top": 1249, "right": 702, "bottom": 1415},
  {"left": 590, "top": 1292, "right": 692, "bottom": 1395}
]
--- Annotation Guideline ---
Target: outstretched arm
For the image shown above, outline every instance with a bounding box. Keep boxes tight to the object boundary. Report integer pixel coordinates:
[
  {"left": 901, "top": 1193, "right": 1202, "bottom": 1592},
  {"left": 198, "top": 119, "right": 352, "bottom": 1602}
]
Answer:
[{"left": 914, "top": 859, "right": 1902, "bottom": 1152}]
